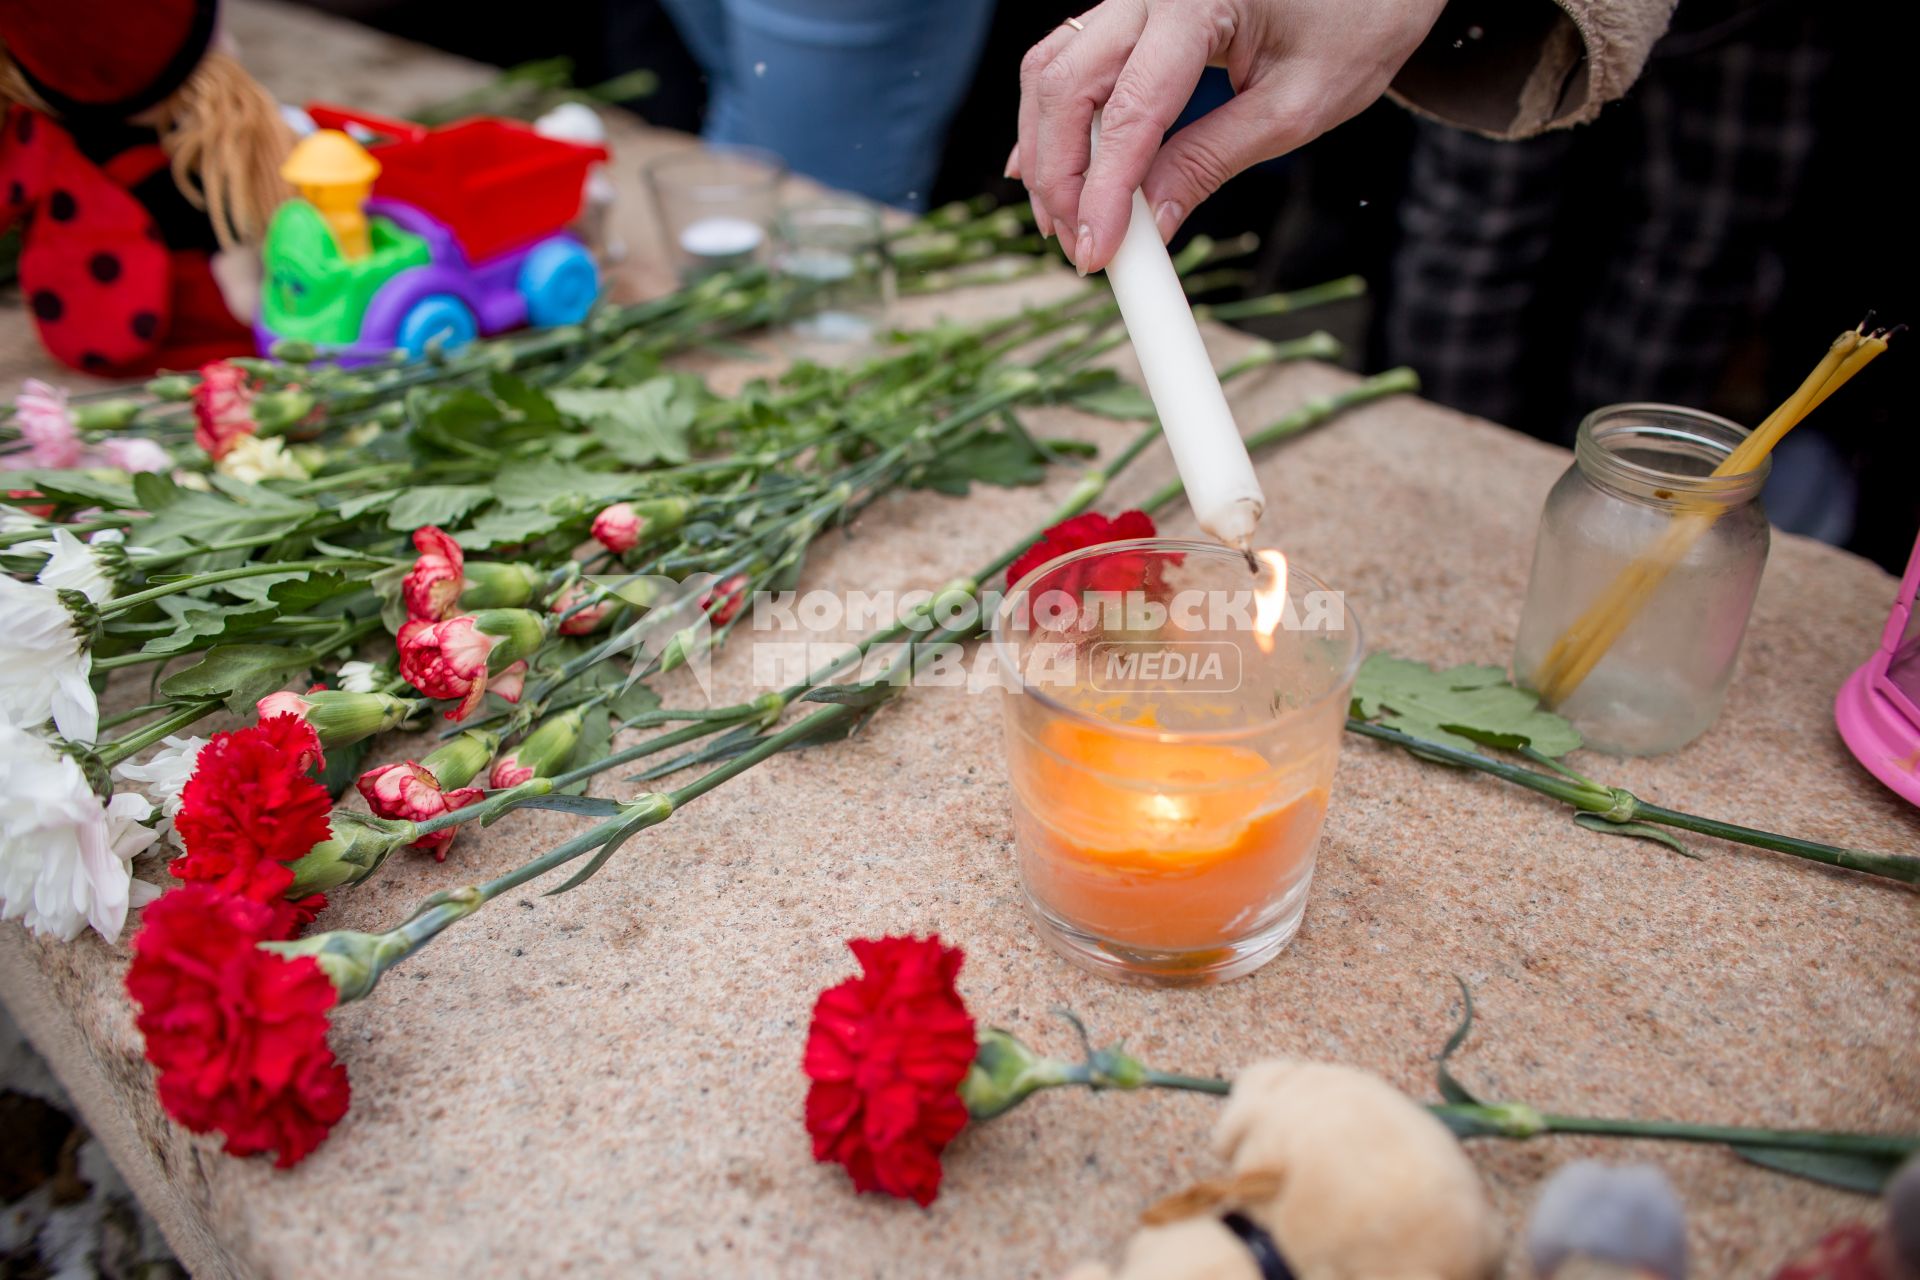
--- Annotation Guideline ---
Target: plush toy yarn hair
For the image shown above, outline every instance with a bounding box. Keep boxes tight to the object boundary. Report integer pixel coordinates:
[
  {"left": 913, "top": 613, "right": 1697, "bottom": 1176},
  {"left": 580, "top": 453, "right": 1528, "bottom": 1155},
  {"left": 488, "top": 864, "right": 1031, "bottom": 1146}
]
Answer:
[{"left": 0, "top": 42, "right": 290, "bottom": 249}]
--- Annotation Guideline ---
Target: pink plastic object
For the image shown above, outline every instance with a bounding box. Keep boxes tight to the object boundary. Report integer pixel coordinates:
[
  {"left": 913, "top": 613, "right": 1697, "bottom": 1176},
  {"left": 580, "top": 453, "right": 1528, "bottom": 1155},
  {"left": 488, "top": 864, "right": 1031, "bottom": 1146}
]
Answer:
[
  {"left": 305, "top": 103, "right": 608, "bottom": 262},
  {"left": 1835, "top": 527, "right": 1920, "bottom": 806}
]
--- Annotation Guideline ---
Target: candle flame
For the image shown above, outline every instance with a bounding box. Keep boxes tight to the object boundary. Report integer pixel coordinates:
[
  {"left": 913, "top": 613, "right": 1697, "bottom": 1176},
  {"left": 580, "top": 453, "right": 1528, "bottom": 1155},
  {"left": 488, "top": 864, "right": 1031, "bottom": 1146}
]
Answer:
[{"left": 1252, "top": 550, "right": 1289, "bottom": 654}]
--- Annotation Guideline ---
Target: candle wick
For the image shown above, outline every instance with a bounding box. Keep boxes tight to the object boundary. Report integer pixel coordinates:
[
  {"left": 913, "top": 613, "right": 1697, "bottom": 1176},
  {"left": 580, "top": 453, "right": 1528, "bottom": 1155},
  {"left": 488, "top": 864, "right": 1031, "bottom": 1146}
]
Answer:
[{"left": 1241, "top": 547, "right": 1259, "bottom": 575}]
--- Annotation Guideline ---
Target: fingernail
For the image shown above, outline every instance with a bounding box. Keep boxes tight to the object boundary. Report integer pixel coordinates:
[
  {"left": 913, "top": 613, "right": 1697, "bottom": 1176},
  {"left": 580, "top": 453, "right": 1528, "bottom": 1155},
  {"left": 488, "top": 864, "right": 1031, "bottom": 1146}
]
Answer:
[
  {"left": 1154, "top": 201, "right": 1183, "bottom": 243},
  {"left": 1003, "top": 145, "right": 1020, "bottom": 180},
  {"left": 1032, "top": 201, "right": 1053, "bottom": 239},
  {"left": 1074, "top": 224, "right": 1093, "bottom": 276}
]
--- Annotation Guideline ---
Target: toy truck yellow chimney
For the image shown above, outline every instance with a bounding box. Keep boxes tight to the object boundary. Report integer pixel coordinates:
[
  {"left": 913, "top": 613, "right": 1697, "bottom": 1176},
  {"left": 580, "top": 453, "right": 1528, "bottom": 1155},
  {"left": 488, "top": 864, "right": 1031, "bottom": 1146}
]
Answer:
[{"left": 281, "top": 130, "right": 380, "bottom": 259}]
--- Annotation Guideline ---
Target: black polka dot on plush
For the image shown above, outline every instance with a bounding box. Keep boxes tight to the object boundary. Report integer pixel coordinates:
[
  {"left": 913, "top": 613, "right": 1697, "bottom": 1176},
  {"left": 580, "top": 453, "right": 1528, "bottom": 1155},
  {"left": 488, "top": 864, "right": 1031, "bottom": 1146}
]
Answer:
[
  {"left": 89, "top": 252, "right": 122, "bottom": 284},
  {"left": 6, "top": 182, "right": 21, "bottom": 206},
  {"left": 30, "top": 290, "right": 63, "bottom": 322},
  {"left": 81, "top": 353, "right": 112, "bottom": 373},
  {"left": 131, "top": 311, "right": 159, "bottom": 340},
  {"left": 48, "top": 190, "right": 76, "bottom": 221},
  {"left": 16, "top": 114, "right": 32, "bottom": 143}
]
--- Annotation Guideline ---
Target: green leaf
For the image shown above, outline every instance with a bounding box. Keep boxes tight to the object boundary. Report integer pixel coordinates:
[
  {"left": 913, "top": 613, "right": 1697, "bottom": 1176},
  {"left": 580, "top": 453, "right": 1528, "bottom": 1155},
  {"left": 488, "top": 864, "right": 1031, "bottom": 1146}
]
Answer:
[
  {"left": 1731, "top": 1145, "right": 1904, "bottom": 1194},
  {"left": 385, "top": 485, "right": 492, "bottom": 532},
  {"left": 160, "top": 644, "right": 312, "bottom": 713},
  {"left": 1350, "top": 655, "right": 1582, "bottom": 758},
  {"left": 130, "top": 472, "right": 322, "bottom": 552},
  {"left": 6, "top": 469, "right": 139, "bottom": 510},
  {"left": 132, "top": 598, "right": 280, "bottom": 655},
  {"left": 802, "top": 678, "right": 906, "bottom": 709},
  {"left": 1572, "top": 813, "right": 1701, "bottom": 859},
  {"left": 606, "top": 679, "right": 661, "bottom": 722},
  {"left": 512, "top": 794, "right": 625, "bottom": 818},
  {"left": 1435, "top": 975, "right": 1485, "bottom": 1107},
  {"left": 1063, "top": 374, "right": 1156, "bottom": 421},
  {"left": 552, "top": 378, "right": 694, "bottom": 467},
  {"left": 454, "top": 504, "right": 569, "bottom": 550},
  {"left": 489, "top": 460, "right": 633, "bottom": 510},
  {"left": 916, "top": 430, "right": 1049, "bottom": 494},
  {"left": 489, "top": 372, "right": 561, "bottom": 424}
]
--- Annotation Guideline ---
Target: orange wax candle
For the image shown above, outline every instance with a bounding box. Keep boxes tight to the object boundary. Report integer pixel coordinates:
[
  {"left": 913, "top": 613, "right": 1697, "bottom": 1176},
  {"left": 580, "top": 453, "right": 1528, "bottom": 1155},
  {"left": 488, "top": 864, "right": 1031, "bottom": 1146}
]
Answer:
[{"left": 1008, "top": 717, "right": 1329, "bottom": 952}]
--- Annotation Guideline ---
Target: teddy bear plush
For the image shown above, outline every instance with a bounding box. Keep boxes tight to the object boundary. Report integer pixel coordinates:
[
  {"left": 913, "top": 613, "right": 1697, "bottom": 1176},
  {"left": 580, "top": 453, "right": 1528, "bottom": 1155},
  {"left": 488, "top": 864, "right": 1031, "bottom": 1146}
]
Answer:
[{"left": 1065, "top": 1060, "right": 1504, "bottom": 1280}]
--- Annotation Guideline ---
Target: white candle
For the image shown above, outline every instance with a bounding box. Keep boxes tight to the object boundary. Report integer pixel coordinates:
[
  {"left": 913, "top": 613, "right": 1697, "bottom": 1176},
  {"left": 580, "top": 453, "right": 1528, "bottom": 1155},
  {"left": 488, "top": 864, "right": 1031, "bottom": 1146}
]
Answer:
[
  {"left": 678, "top": 215, "right": 765, "bottom": 261},
  {"left": 1093, "top": 120, "right": 1265, "bottom": 558}
]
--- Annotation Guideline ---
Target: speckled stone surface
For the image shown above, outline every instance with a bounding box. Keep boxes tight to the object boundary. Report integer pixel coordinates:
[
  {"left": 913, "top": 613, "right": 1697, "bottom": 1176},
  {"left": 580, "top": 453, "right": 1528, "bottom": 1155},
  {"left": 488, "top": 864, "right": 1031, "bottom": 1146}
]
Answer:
[{"left": 2, "top": 5, "right": 1917, "bottom": 1278}]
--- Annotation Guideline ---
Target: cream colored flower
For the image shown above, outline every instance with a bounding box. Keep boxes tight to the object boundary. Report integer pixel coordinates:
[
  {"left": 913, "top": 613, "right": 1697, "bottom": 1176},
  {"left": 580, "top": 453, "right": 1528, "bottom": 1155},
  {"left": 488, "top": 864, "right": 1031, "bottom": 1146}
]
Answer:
[{"left": 216, "top": 434, "right": 310, "bottom": 484}]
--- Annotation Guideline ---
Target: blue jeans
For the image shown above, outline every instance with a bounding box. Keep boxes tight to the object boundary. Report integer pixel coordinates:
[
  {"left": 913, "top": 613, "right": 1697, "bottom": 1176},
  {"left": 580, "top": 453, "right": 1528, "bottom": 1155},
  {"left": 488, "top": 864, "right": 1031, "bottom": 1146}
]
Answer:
[{"left": 658, "top": 0, "right": 995, "bottom": 209}]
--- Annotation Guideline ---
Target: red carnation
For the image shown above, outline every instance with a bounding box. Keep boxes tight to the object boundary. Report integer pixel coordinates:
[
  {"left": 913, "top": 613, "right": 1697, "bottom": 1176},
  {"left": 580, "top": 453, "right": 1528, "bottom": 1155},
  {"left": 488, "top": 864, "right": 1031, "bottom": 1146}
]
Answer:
[
  {"left": 192, "top": 361, "right": 260, "bottom": 460},
  {"left": 356, "top": 761, "right": 483, "bottom": 861},
  {"left": 1005, "top": 511, "right": 1172, "bottom": 628},
  {"left": 803, "top": 936, "right": 977, "bottom": 1206},
  {"left": 171, "top": 715, "right": 333, "bottom": 901},
  {"left": 402, "top": 525, "right": 465, "bottom": 623},
  {"left": 701, "top": 573, "right": 749, "bottom": 627},
  {"left": 126, "top": 886, "right": 350, "bottom": 1168}
]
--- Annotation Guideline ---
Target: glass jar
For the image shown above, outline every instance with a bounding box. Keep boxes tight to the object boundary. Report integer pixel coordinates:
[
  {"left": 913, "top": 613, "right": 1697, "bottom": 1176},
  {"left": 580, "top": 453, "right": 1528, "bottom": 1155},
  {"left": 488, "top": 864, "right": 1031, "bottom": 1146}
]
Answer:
[
  {"left": 1513, "top": 404, "right": 1770, "bottom": 756},
  {"left": 774, "top": 196, "right": 894, "bottom": 350}
]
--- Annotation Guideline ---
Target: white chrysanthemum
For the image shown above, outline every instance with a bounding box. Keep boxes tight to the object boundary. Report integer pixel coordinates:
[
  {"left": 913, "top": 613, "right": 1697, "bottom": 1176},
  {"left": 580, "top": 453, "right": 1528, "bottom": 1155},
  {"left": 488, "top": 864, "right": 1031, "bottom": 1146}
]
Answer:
[
  {"left": 34, "top": 528, "right": 120, "bottom": 605},
  {"left": 0, "top": 576, "right": 98, "bottom": 742},
  {"left": 217, "top": 434, "right": 309, "bottom": 484},
  {"left": 335, "top": 660, "right": 383, "bottom": 694},
  {"left": 112, "top": 735, "right": 208, "bottom": 838},
  {"left": 0, "top": 722, "right": 160, "bottom": 943}
]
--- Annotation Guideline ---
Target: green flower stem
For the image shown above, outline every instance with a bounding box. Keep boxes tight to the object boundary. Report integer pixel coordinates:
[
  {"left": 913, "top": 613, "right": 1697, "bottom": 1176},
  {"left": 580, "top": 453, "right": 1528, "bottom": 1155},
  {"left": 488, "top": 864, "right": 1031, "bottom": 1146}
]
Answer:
[
  {"left": 1466, "top": 1108, "right": 1918, "bottom": 1159},
  {"left": 1139, "top": 367, "right": 1420, "bottom": 516},
  {"left": 100, "top": 558, "right": 384, "bottom": 617},
  {"left": 1194, "top": 275, "right": 1366, "bottom": 322},
  {"left": 1628, "top": 801, "right": 1920, "bottom": 884},
  {"left": 0, "top": 516, "right": 129, "bottom": 549},
  {"left": 1347, "top": 719, "right": 1920, "bottom": 886},
  {"left": 95, "top": 699, "right": 222, "bottom": 768}
]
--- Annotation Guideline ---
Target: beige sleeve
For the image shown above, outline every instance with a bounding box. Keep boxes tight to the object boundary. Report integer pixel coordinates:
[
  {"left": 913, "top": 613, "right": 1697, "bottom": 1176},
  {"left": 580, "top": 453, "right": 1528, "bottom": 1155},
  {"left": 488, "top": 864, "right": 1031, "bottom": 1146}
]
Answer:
[{"left": 1386, "top": 0, "right": 1681, "bottom": 139}]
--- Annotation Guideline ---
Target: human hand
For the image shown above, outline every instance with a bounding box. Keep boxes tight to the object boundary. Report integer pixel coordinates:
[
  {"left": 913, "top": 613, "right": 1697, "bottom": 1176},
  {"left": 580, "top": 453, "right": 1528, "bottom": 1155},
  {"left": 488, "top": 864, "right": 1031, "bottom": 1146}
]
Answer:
[{"left": 1013, "top": 0, "right": 1449, "bottom": 273}]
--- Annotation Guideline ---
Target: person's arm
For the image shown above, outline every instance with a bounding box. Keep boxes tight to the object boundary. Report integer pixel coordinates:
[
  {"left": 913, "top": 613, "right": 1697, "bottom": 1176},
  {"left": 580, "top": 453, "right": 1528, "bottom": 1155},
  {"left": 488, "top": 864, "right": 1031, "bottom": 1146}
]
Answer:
[
  {"left": 1389, "top": 0, "right": 1679, "bottom": 139},
  {"left": 1014, "top": 0, "right": 1677, "bottom": 275}
]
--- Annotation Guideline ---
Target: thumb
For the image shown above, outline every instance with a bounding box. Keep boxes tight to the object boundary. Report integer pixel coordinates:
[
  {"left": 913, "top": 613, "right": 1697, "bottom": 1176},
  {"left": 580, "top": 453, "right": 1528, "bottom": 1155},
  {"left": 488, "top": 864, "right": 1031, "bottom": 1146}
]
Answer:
[{"left": 1139, "top": 91, "right": 1310, "bottom": 242}]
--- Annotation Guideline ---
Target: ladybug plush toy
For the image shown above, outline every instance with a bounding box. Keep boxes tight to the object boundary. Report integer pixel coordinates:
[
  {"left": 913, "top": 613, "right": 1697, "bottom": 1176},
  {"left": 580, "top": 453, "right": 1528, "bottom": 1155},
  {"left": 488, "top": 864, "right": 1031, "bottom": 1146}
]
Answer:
[{"left": 1, "top": 0, "right": 291, "bottom": 376}]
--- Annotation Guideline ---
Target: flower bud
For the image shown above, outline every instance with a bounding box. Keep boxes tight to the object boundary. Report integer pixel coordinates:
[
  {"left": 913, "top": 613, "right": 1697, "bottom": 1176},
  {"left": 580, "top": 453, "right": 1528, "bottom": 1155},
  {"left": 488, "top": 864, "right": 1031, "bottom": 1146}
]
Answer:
[
  {"left": 470, "top": 608, "right": 548, "bottom": 670},
  {"left": 269, "top": 339, "right": 321, "bottom": 364},
  {"left": 421, "top": 730, "right": 499, "bottom": 790},
  {"left": 591, "top": 497, "right": 692, "bottom": 553},
  {"left": 72, "top": 400, "right": 141, "bottom": 431},
  {"left": 252, "top": 388, "right": 318, "bottom": 433},
  {"left": 285, "top": 812, "right": 419, "bottom": 896},
  {"left": 145, "top": 375, "right": 197, "bottom": 402},
  {"left": 489, "top": 707, "right": 585, "bottom": 788},
  {"left": 256, "top": 689, "right": 415, "bottom": 748},
  {"left": 459, "top": 560, "right": 543, "bottom": 610},
  {"left": 958, "top": 1027, "right": 1074, "bottom": 1120}
]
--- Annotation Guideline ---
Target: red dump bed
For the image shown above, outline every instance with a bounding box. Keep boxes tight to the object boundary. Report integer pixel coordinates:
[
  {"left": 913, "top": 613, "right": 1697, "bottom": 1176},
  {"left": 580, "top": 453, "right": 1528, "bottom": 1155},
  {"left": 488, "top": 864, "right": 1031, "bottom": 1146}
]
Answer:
[{"left": 306, "top": 104, "right": 609, "bottom": 262}]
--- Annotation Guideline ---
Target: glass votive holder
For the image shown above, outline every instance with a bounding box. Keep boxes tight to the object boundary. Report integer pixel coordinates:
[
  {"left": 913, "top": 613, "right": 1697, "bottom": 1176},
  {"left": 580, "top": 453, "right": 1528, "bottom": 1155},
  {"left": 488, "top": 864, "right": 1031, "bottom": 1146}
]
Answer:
[
  {"left": 989, "top": 539, "right": 1363, "bottom": 986},
  {"left": 774, "top": 196, "right": 894, "bottom": 346},
  {"left": 1512, "top": 403, "right": 1771, "bottom": 756},
  {"left": 642, "top": 145, "right": 783, "bottom": 282}
]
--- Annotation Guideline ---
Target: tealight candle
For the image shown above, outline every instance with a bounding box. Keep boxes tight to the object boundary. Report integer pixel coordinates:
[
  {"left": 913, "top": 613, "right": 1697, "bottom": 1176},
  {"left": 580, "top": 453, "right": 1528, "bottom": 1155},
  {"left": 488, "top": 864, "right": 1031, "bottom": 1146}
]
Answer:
[
  {"left": 1092, "top": 117, "right": 1266, "bottom": 559},
  {"left": 992, "top": 539, "right": 1362, "bottom": 985},
  {"left": 678, "top": 214, "right": 766, "bottom": 268}
]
